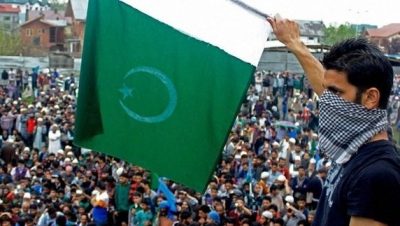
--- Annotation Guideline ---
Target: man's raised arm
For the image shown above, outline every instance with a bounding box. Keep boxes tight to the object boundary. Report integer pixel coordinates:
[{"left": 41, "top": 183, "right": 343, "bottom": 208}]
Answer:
[{"left": 267, "top": 16, "right": 325, "bottom": 95}]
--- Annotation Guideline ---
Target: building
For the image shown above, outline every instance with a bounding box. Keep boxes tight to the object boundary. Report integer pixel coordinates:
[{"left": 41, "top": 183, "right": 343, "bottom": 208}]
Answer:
[
  {"left": 0, "top": 0, "right": 50, "bottom": 24},
  {"left": 266, "top": 20, "right": 326, "bottom": 48},
  {"left": 65, "top": 0, "right": 87, "bottom": 56},
  {"left": 350, "top": 24, "right": 377, "bottom": 36},
  {"left": 20, "top": 15, "right": 66, "bottom": 56},
  {"left": 0, "top": 4, "right": 20, "bottom": 32},
  {"left": 365, "top": 23, "right": 400, "bottom": 53},
  {"left": 27, "top": 9, "right": 69, "bottom": 21}
]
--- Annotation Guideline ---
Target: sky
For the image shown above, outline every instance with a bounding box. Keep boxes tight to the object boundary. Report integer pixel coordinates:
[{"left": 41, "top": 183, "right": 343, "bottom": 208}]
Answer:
[{"left": 244, "top": 0, "right": 399, "bottom": 27}]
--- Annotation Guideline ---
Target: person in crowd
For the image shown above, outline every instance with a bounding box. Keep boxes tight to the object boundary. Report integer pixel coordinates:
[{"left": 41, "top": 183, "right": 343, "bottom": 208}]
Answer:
[{"left": 267, "top": 15, "right": 400, "bottom": 225}]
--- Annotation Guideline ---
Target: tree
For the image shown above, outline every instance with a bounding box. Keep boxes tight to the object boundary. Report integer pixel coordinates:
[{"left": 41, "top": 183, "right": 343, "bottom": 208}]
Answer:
[
  {"left": 49, "top": 0, "right": 66, "bottom": 11},
  {"left": 0, "top": 25, "right": 22, "bottom": 56},
  {"left": 322, "top": 23, "right": 357, "bottom": 46}
]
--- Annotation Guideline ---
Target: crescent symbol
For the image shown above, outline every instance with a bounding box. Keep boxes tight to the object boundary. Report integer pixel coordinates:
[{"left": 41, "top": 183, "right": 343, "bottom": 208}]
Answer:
[{"left": 119, "top": 66, "right": 177, "bottom": 123}]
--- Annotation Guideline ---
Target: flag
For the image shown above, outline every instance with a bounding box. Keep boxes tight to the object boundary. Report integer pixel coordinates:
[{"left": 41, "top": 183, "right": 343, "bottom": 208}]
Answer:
[
  {"left": 74, "top": 0, "right": 270, "bottom": 192},
  {"left": 157, "top": 178, "right": 177, "bottom": 214}
]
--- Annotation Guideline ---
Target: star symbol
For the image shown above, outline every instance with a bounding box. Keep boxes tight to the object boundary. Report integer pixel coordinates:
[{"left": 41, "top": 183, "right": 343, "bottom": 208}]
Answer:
[{"left": 119, "top": 84, "right": 133, "bottom": 100}]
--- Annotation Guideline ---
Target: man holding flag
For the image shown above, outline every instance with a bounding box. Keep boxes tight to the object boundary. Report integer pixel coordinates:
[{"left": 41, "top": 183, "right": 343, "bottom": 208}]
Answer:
[{"left": 267, "top": 15, "right": 400, "bottom": 226}]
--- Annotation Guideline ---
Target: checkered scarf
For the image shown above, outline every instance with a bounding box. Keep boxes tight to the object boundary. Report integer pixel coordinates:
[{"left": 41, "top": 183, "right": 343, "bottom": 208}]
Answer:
[{"left": 319, "top": 90, "right": 388, "bottom": 164}]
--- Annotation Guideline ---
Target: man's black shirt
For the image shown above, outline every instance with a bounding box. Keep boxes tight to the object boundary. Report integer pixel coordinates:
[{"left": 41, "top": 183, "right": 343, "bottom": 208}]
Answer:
[{"left": 313, "top": 140, "right": 400, "bottom": 226}]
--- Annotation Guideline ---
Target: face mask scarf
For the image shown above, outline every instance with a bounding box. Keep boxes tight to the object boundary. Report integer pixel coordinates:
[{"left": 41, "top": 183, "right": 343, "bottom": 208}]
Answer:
[{"left": 318, "top": 90, "right": 388, "bottom": 164}]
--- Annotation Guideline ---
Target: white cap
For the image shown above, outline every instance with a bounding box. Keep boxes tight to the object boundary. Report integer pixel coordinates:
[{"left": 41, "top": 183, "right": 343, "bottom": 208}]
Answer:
[
  {"left": 326, "top": 161, "right": 332, "bottom": 168},
  {"left": 294, "top": 156, "right": 301, "bottom": 161},
  {"left": 285, "top": 195, "right": 294, "bottom": 203},
  {"left": 23, "top": 147, "right": 30, "bottom": 152},
  {"left": 64, "top": 158, "right": 71, "bottom": 162},
  {"left": 272, "top": 141, "right": 279, "bottom": 147},
  {"left": 262, "top": 211, "right": 273, "bottom": 219},
  {"left": 76, "top": 190, "right": 83, "bottom": 195},
  {"left": 289, "top": 138, "right": 296, "bottom": 144},
  {"left": 312, "top": 133, "right": 318, "bottom": 138},
  {"left": 57, "top": 149, "right": 64, "bottom": 155},
  {"left": 72, "top": 159, "right": 79, "bottom": 164},
  {"left": 92, "top": 190, "right": 99, "bottom": 196},
  {"left": 67, "top": 151, "right": 74, "bottom": 156},
  {"left": 310, "top": 158, "right": 316, "bottom": 164},
  {"left": 65, "top": 145, "right": 72, "bottom": 150},
  {"left": 240, "top": 151, "right": 247, "bottom": 157},
  {"left": 23, "top": 193, "right": 31, "bottom": 199},
  {"left": 116, "top": 167, "right": 124, "bottom": 176},
  {"left": 261, "top": 171, "right": 270, "bottom": 179},
  {"left": 234, "top": 154, "right": 241, "bottom": 160},
  {"left": 277, "top": 175, "right": 286, "bottom": 181},
  {"left": 272, "top": 106, "right": 277, "bottom": 112}
]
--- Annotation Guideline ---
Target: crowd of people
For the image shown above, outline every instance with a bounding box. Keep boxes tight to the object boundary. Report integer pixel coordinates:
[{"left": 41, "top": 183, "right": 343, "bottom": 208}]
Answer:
[{"left": 0, "top": 66, "right": 398, "bottom": 226}]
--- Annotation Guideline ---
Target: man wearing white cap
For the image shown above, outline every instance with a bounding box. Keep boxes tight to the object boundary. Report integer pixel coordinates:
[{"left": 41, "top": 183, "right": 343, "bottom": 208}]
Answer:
[
  {"left": 33, "top": 117, "right": 47, "bottom": 150},
  {"left": 259, "top": 210, "right": 273, "bottom": 225},
  {"left": 306, "top": 158, "right": 317, "bottom": 178},
  {"left": 283, "top": 203, "right": 306, "bottom": 226},
  {"left": 48, "top": 124, "right": 61, "bottom": 155}
]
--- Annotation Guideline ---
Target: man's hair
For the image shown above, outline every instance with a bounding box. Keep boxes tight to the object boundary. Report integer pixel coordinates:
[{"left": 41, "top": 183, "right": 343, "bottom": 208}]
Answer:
[
  {"left": 262, "top": 196, "right": 272, "bottom": 203},
  {"left": 272, "top": 218, "right": 284, "bottom": 226},
  {"left": 268, "top": 204, "right": 278, "bottom": 212},
  {"left": 322, "top": 38, "right": 393, "bottom": 109}
]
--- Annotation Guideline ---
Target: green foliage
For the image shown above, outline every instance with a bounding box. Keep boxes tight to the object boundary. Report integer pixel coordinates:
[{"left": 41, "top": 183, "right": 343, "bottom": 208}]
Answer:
[
  {"left": 323, "top": 23, "right": 357, "bottom": 46},
  {"left": 0, "top": 24, "right": 22, "bottom": 56},
  {"left": 49, "top": 0, "right": 66, "bottom": 11}
]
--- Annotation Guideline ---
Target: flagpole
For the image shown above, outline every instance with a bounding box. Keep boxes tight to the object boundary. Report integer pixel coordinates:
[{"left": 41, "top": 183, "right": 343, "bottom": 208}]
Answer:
[{"left": 229, "top": 0, "right": 270, "bottom": 19}]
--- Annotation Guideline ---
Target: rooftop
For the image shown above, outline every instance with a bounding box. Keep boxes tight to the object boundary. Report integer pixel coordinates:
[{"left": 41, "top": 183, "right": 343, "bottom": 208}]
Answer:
[
  {"left": 0, "top": 4, "right": 20, "bottom": 13},
  {"left": 366, "top": 23, "right": 400, "bottom": 38},
  {"left": 0, "top": 0, "right": 49, "bottom": 6},
  {"left": 20, "top": 15, "right": 67, "bottom": 27},
  {"left": 66, "top": 0, "right": 87, "bottom": 21}
]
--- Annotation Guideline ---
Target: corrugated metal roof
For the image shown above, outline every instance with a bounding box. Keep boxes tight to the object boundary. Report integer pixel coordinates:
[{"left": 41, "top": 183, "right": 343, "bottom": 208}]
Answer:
[
  {"left": 70, "top": 0, "right": 87, "bottom": 21},
  {"left": 20, "top": 15, "right": 67, "bottom": 27},
  {"left": 42, "top": 19, "right": 67, "bottom": 27},
  {"left": 28, "top": 10, "right": 72, "bottom": 24}
]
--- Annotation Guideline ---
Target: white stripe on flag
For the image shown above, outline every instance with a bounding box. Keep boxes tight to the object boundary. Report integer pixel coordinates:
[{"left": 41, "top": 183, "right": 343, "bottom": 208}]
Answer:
[{"left": 120, "top": 0, "right": 270, "bottom": 66}]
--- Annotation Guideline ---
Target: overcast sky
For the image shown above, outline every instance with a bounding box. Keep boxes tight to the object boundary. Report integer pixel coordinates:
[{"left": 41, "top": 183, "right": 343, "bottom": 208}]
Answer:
[{"left": 244, "top": 0, "right": 399, "bottom": 27}]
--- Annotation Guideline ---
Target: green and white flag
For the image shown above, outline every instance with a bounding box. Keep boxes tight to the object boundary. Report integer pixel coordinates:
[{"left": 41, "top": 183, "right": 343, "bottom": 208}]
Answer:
[{"left": 75, "top": 0, "right": 270, "bottom": 192}]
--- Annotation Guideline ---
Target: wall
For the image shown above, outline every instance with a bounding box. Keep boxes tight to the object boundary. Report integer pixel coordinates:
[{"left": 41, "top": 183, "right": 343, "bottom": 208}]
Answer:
[{"left": 257, "top": 50, "right": 324, "bottom": 74}]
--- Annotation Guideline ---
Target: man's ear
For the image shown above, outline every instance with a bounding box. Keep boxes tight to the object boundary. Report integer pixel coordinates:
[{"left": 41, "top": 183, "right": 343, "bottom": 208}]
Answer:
[{"left": 362, "top": 88, "right": 380, "bottom": 109}]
